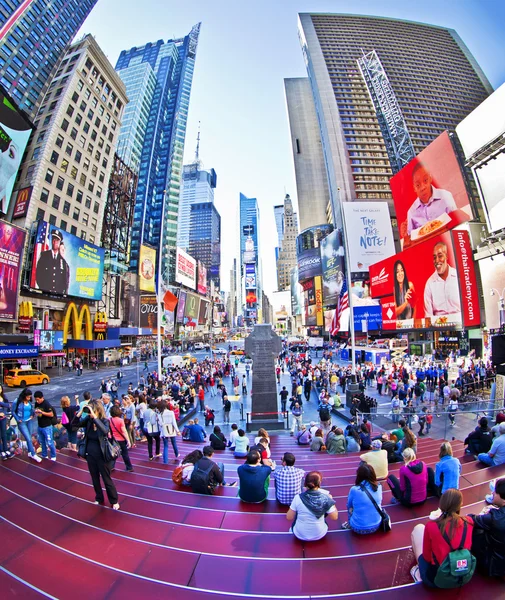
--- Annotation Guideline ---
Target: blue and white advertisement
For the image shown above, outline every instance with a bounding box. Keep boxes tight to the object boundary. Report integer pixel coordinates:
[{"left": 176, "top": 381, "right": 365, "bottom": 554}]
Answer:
[
  {"left": 342, "top": 202, "right": 395, "bottom": 274},
  {"left": 30, "top": 221, "right": 105, "bottom": 300},
  {"left": 353, "top": 305, "right": 383, "bottom": 332}
]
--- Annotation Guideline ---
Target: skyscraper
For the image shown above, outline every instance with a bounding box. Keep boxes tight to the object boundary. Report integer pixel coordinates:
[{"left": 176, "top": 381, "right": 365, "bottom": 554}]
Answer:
[
  {"left": 239, "top": 192, "right": 262, "bottom": 324},
  {"left": 178, "top": 162, "right": 217, "bottom": 252},
  {"left": 115, "top": 23, "right": 200, "bottom": 281},
  {"left": 276, "top": 194, "right": 298, "bottom": 291},
  {"left": 284, "top": 77, "right": 331, "bottom": 230},
  {"left": 0, "top": 0, "right": 98, "bottom": 119},
  {"left": 188, "top": 201, "right": 221, "bottom": 289},
  {"left": 298, "top": 13, "right": 493, "bottom": 223}
]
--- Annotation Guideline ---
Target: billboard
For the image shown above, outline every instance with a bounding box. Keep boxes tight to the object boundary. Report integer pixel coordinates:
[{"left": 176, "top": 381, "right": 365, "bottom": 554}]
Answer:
[
  {"left": 297, "top": 247, "right": 322, "bottom": 282},
  {"left": 198, "top": 299, "right": 210, "bottom": 325},
  {"left": 175, "top": 247, "right": 196, "bottom": 289},
  {"left": 246, "top": 290, "right": 257, "bottom": 305},
  {"left": 314, "top": 276, "right": 324, "bottom": 326},
  {"left": 139, "top": 295, "right": 158, "bottom": 332},
  {"left": 0, "top": 86, "right": 33, "bottom": 215},
  {"left": 353, "top": 306, "right": 382, "bottom": 332},
  {"left": 176, "top": 290, "right": 187, "bottom": 323},
  {"left": 30, "top": 221, "right": 105, "bottom": 300},
  {"left": 0, "top": 220, "right": 26, "bottom": 321},
  {"left": 12, "top": 185, "right": 32, "bottom": 218},
  {"left": 477, "top": 254, "right": 505, "bottom": 330},
  {"left": 184, "top": 292, "right": 200, "bottom": 326},
  {"left": 197, "top": 261, "right": 207, "bottom": 295},
  {"left": 320, "top": 230, "right": 344, "bottom": 308},
  {"left": 370, "top": 230, "right": 480, "bottom": 329},
  {"left": 391, "top": 131, "right": 473, "bottom": 249},
  {"left": 34, "top": 329, "right": 64, "bottom": 351},
  {"left": 138, "top": 245, "right": 156, "bottom": 292},
  {"left": 342, "top": 202, "right": 395, "bottom": 273},
  {"left": 245, "top": 263, "right": 256, "bottom": 289},
  {"left": 290, "top": 266, "right": 303, "bottom": 316}
]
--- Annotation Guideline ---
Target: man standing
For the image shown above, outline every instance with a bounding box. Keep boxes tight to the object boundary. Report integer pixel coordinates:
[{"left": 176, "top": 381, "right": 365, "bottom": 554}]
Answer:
[
  {"left": 33, "top": 391, "right": 57, "bottom": 461},
  {"left": 424, "top": 242, "right": 461, "bottom": 318},
  {"left": 223, "top": 396, "right": 232, "bottom": 424},
  {"left": 303, "top": 378, "right": 312, "bottom": 402},
  {"left": 101, "top": 393, "right": 112, "bottom": 418},
  {"left": 318, "top": 400, "right": 332, "bottom": 437},
  {"left": 272, "top": 452, "right": 305, "bottom": 505},
  {"left": 35, "top": 229, "right": 69, "bottom": 295},
  {"left": 279, "top": 386, "right": 289, "bottom": 413},
  {"left": 241, "top": 375, "right": 247, "bottom": 395},
  {"left": 238, "top": 450, "right": 272, "bottom": 503},
  {"left": 290, "top": 401, "right": 303, "bottom": 436}
]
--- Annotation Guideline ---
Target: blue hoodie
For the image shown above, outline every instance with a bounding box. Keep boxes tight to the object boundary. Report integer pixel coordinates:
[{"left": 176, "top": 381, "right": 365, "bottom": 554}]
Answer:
[{"left": 435, "top": 454, "right": 461, "bottom": 492}]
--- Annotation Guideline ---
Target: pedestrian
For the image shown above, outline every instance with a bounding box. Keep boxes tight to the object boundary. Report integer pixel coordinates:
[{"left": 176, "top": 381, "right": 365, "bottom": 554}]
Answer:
[
  {"left": 0, "top": 385, "right": 14, "bottom": 460},
  {"left": 75, "top": 400, "right": 120, "bottom": 510},
  {"left": 33, "top": 391, "right": 57, "bottom": 461},
  {"left": 143, "top": 401, "right": 161, "bottom": 460},
  {"left": 290, "top": 401, "right": 303, "bottom": 436},
  {"left": 242, "top": 375, "right": 247, "bottom": 395},
  {"left": 158, "top": 400, "right": 180, "bottom": 463},
  {"left": 223, "top": 395, "right": 232, "bottom": 424},
  {"left": 11, "top": 389, "right": 41, "bottom": 462},
  {"left": 198, "top": 385, "right": 205, "bottom": 412},
  {"left": 109, "top": 405, "right": 134, "bottom": 472},
  {"left": 279, "top": 386, "right": 289, "bottom": 413},
  {"left": 60, "top": 395, "right": 79, "bottom": 451}
]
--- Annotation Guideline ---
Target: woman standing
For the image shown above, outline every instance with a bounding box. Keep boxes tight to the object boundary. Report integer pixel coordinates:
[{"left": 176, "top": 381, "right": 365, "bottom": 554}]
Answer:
[
  {"left": 60, "top": 395, "right": 79, "bottom": 451},
  {"left": 158, "top": 400, "right": 180, "bottom": 463},
  {"left": 12, "top": 389, "right": 41, "bottom": 462},
  {"left": 109, "top": 405, "right": 133, "bottom": 472},
  {"left": 76, "top": 400, "right": 120, "bottom": 510},
  {"left": 122, "top": 396, "right": 135, "bottom": 447},
  {"left": 286, "top": 471, "right": 338, "bottom": 541},
  {"left": 342, "top": 464, "right": 383, "bottom": 533},
  {"left": 0, "top": 384, "right": 13, "bottom": 460},
  {"left": 143, "top": 400, "right": 161, "bottom": 460}
]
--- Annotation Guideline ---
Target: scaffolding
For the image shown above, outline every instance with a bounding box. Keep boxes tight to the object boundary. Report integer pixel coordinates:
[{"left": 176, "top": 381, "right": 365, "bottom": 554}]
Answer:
[
  {"left": 357, "top": 50, "right": 416, "bottom": 174},
  {"left": 99, "top": 153, "right": 138, "bottom": 320}
]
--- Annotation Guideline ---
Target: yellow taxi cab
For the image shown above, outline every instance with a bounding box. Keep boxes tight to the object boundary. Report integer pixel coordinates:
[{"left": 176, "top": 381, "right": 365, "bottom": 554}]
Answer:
[
  {"left": 5, "top": 368, "right": 50, "bottom": 388},
  {"left": 182, "top": 353, "right": 198, "bottom": 364},
  {"left": 230, "top": 349, "right": 245, "bottom": 356}
]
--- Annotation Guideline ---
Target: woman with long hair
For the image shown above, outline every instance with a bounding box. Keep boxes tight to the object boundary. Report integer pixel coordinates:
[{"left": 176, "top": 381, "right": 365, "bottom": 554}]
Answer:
[
  {"left": 286, "top": 471, "right": 338, "bottom": 541},
  {"left": 342, "top": 464, "right": 383, "bottom": 533},
  {"left": 110, "top": 405, "right": 133, "bottom": 472},
  {"left": 158, "top": 400, "right": 180, "bottom": 463},
  {"left": 75, "top": 399, "right": 120, "bottom": 510},
  {"left": 143, "top": 400, "right": 161, "bottom": 460},
  {"left": 11, "top": 388, "right": 41, "bottom": 462},
  {"left": 60, "top": 395, "right": 79, "bottom": 451},
  {"left": 179, "top": 449, "right": 204, "bottom": 485},
  {"left": 387, "top": 448, "right": 431, "bottom": 506},
  {"left": 410, "top": 489, "right": 474, "bottom": 586},
  {"left": 394, "top": 260, "right": 415, "bottom": 319}
]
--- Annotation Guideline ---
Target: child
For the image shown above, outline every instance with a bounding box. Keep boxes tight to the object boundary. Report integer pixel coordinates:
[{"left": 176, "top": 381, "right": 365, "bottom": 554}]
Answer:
[{"left": 425, "top": 410, "right": 433, "bottom": 435}]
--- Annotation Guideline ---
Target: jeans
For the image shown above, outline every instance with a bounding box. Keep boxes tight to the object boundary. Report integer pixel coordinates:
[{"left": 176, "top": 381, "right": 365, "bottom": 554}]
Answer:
[
  {"left": 116, "top": 439, "right": 133, "bottom": 470},
  {"left": 38, "top": 425, "right": 56, "bottom": 459},
  {"left": 477, "top": 453, "right": 496, "bottom": 466},
  {"left": 0, "top": 418, "right": 8, "bottom": 453},
  {"left": 162, "top": 436, "right": 179, "bottom": 463},
  {"left": 17, "top": 421, "right": 35, "bottom": 454}
]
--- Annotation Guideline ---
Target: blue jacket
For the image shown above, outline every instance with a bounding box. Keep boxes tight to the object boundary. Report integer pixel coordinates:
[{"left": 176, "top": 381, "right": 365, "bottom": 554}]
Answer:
[
  {"left": 435, "top": 455, "right": 461, "bottom": 492},
  {"left": 347, "top": 481, "right": 382, "bottom": 531},
  {"left": 12, "top": 397, "right": 35, "bottom": 423}
]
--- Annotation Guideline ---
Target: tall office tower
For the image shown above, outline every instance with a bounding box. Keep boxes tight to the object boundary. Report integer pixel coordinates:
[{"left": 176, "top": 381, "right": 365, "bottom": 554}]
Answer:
[
  {"left": 285, "top": 77, "right": 331, "bottom": 231},
  {"left": 276, "top": 194, "right": 298, "bottom": 291},
  {"left": 0, "top": 0, "right": 98, "bottom": 119},
  {"left": 273, "top": 201, "right": 299, "bottom": 261},
  {"left": 115, "top": 23, "right": 200, "bottom": 281},
  {"left": 239, "top": 192, "right": 262, "bottom": 324},
  {"left": 227, "top": 257, "right": 237, "bottom": 327},
  {"left": 178, "top": 161, "right": 217, "bottom": 252},
  {"left": 297, "top": 13, "right": 493, "bottom": 223},
  {"left": 188, "top": 201, "right": 221, "bottom": 289}
]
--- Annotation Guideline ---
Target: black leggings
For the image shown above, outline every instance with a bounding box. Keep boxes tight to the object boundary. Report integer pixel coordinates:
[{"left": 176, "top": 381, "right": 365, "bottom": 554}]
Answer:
[{"left": 145, "top": 432, "right": 160, "bottom": 458}]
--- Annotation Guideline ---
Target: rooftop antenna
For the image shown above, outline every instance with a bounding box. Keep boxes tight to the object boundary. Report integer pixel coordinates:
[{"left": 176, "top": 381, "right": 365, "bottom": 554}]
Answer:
[{"left": 195, "top": 121, "right": 201, "bottom": 163}]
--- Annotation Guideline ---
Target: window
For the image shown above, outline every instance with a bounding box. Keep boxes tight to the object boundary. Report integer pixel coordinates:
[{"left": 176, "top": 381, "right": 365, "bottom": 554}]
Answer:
[
  {"left": 76, "top": 190, "right": 83, "bottom": 204},
  {"left": 95, "top": 150, "right": 101, "bottom": 161},
  {"left": 70, "top": 166, "right": 77, "bottom": 180},
  {"left": 82, "top": 213, "right": 89, "bottom": 226},
  {"left": 75, "top": 113, "right": 82, "bottom": 125},
  {"left": 102, "top": 158, "right": 108, "bottom": 169},
  {"left": 65, "top": 142, "right": 73, "bottom": 156},
  {"left": 32, "top": 146, "right": 41, "bottom": 160},
  {"left": 60, "top": 159, "right": 69, "bottom": 173},
  {"left": 83, "top": 158, "right": 90, "bottom": 171},
  {"left": 91, "top": 218, "right": 97, "bottom": 229},
  {"left": 99, "top": 171, "right": 105, "bottom": 183},
  {"left": 61, "top": 118, "right": 69, "bottom": 132},
  {"left": 91, "top": 165, "right": 98, "bottom": 177},
  {"left": 36, "top": 130, "right": 46, "bottom": 143},
  {"left": 79, "top": 100, "right": 86, "bottom": 111},
  {"left": 63, "top": 201, "right": 70, "bottom": 215},
  {"left": 88, "top": 180, "right": 94, "bottom": 193},
  {"left": 66, "top": 183, "right": 74, "bottom": 197},
  {"left": 91, "top": 97, "right": 97, "bottom": 108},
  {"left": 84, "top": 88, "right": 91, "bottom": 100},
  {"left": 90, "top": 129, "right": 97, "bottom": 141},
  {"left": 95, "top": 117, "right": 101, "bottom": 127},
  {"left": 77, "top": 80, "right": 84, "bottom": 91},
  {"left": 40, "top": 188, "right": 49, "bottom": 204},
  {"left": 52, "top": 194, "right": 60, "bottom": 209},
  {"left": 50, "top": 150, "right": 59, "bottom": 165},
  {"left": 70, "top": 225, "right": 77, "bottom": 235},
  {"left": 87, "top": 143, "right": 93, "bottom": 155},
  {"left": 49, "top": 101, "right": 57, "bottom": 111},
  {"left": 93, "top": 202, "right": 99, "bottom": 214},
  {"left": 73, "top": 208, "right": 80, "bottom": 220},
  {"left": 79, "top": 173, "right": 86, "bottom": 186},
  {"left": 75, "top": 150, "right": 82, "bottom": 163},
  {"left": 85, "top": 196, "right": 91, "bottom": 208},
  {"left": 60, "top": 220, "right": 67, "bottom": 231},
  {"left": 83, "top": 122, "right": 90, "bottom": 133},
  {"left": 89, "top": 235, "right": 95, "bottom": 244},
  {"left": 55, "top": 134, "right": 64, "bottom": 148},
  {"left": 45, "top": 169, "right": 54, "bottom": 184},
  {"left": 105, "top": 144, "right": 111, "bottom": 155},
  {"left": 26, "top": 164, "right": 35, "bottom": 180},
  {"left": 81, "top": 230, "right": 86, "bottom": 240},
  {"left": 78, "top": 135, "right": 85, "bottom": 148},
  {"left": 96, "top": 186, "right": 102, "bottom": 198},
  {"left": 87, "top": 109, "right": 94, "bottom": 120},
  {"left": 98, "top": 137, "right": 104, "bottom": 149},
  {"left": 70, "top": 127, "right": 77, "bottom": 140},
  {"left": 56, "top": 176, "right": 64, "bottom": 191},
  {"left": 36, "top": 207, "right": 45, "bottom": 221},
  {"left": 66, "top": 105, "right": 74, "bottom": 117},
  {"left": 72, "top": 91, "right": 79, "bottom": 103},
  {"left": 49, "top": 214, "right": 57, "bottom": 226}
]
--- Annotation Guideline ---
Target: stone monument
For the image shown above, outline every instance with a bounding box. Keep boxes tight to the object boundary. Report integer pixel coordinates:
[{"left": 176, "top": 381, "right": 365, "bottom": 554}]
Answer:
[{"left": 244, "top": 324, "right": 283, "bottom": 430}]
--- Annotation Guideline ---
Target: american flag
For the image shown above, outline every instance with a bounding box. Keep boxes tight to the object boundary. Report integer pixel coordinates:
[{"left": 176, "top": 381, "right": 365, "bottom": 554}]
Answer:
[
  {"left": 30, "top": 222, "right": 49, "bottom": 288},
  {"left": 330, "top": 278, "right": 349, "bottom": 336}
]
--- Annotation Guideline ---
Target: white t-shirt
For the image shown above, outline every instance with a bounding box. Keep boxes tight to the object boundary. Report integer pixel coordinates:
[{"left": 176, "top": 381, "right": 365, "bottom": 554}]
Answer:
[
  {"left": 290, "top": 488, "right": 336, "bottom": 541},
  {"left": 229, "top": 429, "right": 240, "bottom": 446}
]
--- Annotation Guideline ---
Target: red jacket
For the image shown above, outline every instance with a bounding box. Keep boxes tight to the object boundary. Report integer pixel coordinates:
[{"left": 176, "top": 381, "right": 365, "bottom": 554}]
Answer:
[{"left": 423, "top": 518, "right": 474, "bottom": 565}]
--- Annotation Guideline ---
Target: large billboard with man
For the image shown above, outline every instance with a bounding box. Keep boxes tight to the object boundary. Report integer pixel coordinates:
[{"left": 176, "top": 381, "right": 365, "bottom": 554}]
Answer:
[{"left": 30, "top": 221, "right": 105, "bottom": 300}]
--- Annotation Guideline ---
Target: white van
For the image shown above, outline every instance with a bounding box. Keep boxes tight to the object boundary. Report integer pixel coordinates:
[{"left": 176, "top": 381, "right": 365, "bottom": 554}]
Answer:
[
  {"left": 194, "top": 342, "right": 205, "bottom": 350},
  {"left": 163, "top": 355, "right": 184, "bottom": 368}
]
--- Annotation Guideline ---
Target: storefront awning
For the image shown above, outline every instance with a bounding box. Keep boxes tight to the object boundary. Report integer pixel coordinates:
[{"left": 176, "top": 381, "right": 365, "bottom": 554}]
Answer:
[
  {"left": 66, "top": 339, "right": 121, "bottom": 350},
  {"left": 107, "top": 327, "right": 153, "bottom": 338}
]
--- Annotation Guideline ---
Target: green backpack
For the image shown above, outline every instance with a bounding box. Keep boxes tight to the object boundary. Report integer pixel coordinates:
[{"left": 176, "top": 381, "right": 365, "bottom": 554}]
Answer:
[{"left": 434, "top": 521, "right": 476, "bottom": 589}]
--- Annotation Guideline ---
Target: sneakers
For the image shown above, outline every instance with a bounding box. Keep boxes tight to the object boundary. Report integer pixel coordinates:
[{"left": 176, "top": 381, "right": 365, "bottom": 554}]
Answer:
[
  {"left": 341, "top": 521, "right": 351, "bottom": 530},
  {"left": 410, "top": 565, "right": 422, "bottom": 582},
  {"left": 126, "top": 467, "right": 134, "bottom": 472},
  {"left": 29, "top": 453, "right": 42, "bottom": 463},
  {"left": 390, "top": 497, "right": 399, "bottom": 504},
  {"left": 226, "top": 481, "right": 237, "bottom": 487},
  {"left": 112, "top": 503, "right": 120, "bottom": 510},
  {"left": 50, "top": 457, "right": 57, "bottom": 461}
]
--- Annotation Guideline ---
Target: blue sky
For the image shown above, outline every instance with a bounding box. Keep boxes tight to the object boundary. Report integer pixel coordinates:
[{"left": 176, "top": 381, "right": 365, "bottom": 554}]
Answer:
[{"left": 77, "top": 0, "right": 505, "bottom": 298}]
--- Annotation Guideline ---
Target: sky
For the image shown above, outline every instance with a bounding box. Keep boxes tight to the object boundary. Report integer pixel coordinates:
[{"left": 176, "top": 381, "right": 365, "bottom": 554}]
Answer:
[{"left": 77, "top": 0, "right": 505, "bottom": 299}]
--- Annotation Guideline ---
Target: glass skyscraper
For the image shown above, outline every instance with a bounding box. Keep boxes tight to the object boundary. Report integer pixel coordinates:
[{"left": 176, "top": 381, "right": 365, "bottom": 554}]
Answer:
[
  {"left": 0, "top": 0, "right": 98, "bottom": 119},
  {"left": 298, "top": 13, "right": 493, "bottom": 223},
  {"left": 115, "top": 23, "right": 200, "bottom": 282},
  {"left": 239, "top": 192, "right": 262, "bottom": 323},
  {"left": 188, "top": 201, "right": 221, "bottom": 289}
]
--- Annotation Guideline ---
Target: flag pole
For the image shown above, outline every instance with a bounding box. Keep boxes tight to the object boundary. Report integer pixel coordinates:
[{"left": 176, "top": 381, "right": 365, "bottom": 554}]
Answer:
[{"left": 339, "top": 195, "right": 356, "bottom": 376}]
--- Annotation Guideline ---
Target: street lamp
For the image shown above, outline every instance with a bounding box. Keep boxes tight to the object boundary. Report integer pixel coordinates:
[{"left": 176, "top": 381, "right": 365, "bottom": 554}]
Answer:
[
  {"left": 490, "top": 288, "right": 505, "bottom": 327},
  {"left": 157, "top": 190, "right": 168, "bottom": 377}
]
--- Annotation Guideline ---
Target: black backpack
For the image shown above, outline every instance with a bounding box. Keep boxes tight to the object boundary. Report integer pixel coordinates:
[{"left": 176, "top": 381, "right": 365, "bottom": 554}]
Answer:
[
  {"left": 319, "top": 406, "right": 330, "bottom": 421},
  {"left": 190, "top": 460, "right": 214, "bottom": 495}
]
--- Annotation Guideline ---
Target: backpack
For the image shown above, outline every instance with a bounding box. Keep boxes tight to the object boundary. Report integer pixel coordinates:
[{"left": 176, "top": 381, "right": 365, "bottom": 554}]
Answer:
[
  {"left": 172, "top": 465, "right": 184, "bottom": 485},
  {"left": 190, "top": 460, "right": 214, "bottom": 495},
  {"left": 319, "top": 407, "right": 330, "bottom": 422},
  {"left": 434, "top": 521, "right": 476, "bottom": 589}
]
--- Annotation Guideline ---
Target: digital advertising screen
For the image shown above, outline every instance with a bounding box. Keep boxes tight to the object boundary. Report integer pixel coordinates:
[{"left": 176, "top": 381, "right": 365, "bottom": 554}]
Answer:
[
  {"left": 34, "top": 329, "right": 64, "bottom": 351},
  {"left": 0, "top": 220, "right": 26, "bottom": 321},
  {"left": 184, "top": 292, "right": 200, "bottom": 325},
  {"left": 138, "top": 244, "right": 156, "bottom": 292},
  {"left": 197, "top": 261, "right": 207, "bottom": 296},
  {"left": 139, "top": 295, "right": 159, "bottom": 333},
  {"left": 175, "top": 247, "right": 196, "bottom": 289},
  {"left": 0, "top": 86, "right": 33, "bottom": 215},
  {"left": 297, "top": 247, "right": 322, "bottom": 282},
  {"left": 390, "top": 131, "right": 473, "bottom": 249},
  {"left": 320, "top": 229, "right": 344, "bottom": 309},
  {"left": 478, "top": 254, "right": 505, "bottom": 330},
  {"left": 369, "top": 230, "right": 480, "bottom": 330},
  {"left": 245, "top": 263, "right": 256, "bottom": 289},
  {"left": 30, "top": 221, "right": 105, "bottom": 300},
  {"left": 198, "top": 299, "right": 210, "bottom": 325},
  {"left": 176, "top": 290, "right": 187, "bottom": 323}
]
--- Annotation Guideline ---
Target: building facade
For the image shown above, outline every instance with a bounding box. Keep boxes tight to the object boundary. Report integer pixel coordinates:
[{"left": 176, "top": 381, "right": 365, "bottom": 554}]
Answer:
[
  {"left": 239, "top": 192, "right": 262, "bottom": 324},
  {"left": 298, "top": 13, "right": 493, "bottom": 223},
  {"left": 178, "top": 162, "right": 217, "bottom": 252},
  {"left": 0, "top": 0, "right": 98, "bottom": 119},
  {"left": 276, "top": 194, "right": 298, "bottom": 291},
  {"left": 188, "top": 200, "right": 221, "bottom": 290},
  {"left": 284, "top": 77, "right": 331, "bottom": 230},
  {"left": 115, "top": 23, "right": 200, "bottom": 282},
  {"left": 9, "top": 34, "right": 127, "bottom": 318}
]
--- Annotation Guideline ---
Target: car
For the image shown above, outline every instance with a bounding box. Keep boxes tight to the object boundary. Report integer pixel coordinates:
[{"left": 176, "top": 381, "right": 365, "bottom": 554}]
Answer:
[
  {"left": 213, "top": 348, "right": 227, "bottom": 355},
  {"left": 182, "top": 353, "right": 198, "bottom": 364},
  {"left": 193, "top": 342, "right": 205, "bottom": 350},
  {"left": 5, "top": 368, "right": 50, "bottom": 388},
  {"left": 230, "top": 349, "right": 245, "bottom": 356}
]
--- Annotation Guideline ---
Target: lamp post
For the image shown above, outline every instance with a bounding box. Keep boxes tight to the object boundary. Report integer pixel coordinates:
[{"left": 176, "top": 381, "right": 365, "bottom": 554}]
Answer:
[
  {"left": 157, "top": 190, "right": 168, "bottom": 378},
  {"left": 490, "top": 288, "right": 505, "bottom": 328}
]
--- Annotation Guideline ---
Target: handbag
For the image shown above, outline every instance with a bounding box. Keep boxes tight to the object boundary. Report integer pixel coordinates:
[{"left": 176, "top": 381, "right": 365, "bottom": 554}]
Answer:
[
  {"left": 61, "top": 411, "right": 69, "bottom": 425},
  {"left": 103, "top": 433, "right": 121, "bottom": 462},
  {"left": 360, "top": 483, "right": 391, "bottom": 532},
  {"left": 50, "top": 408, "right": 58, "bottom": 426},
  {"left": 77, "top": 435, "right": 86, "bottom": 458}
]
